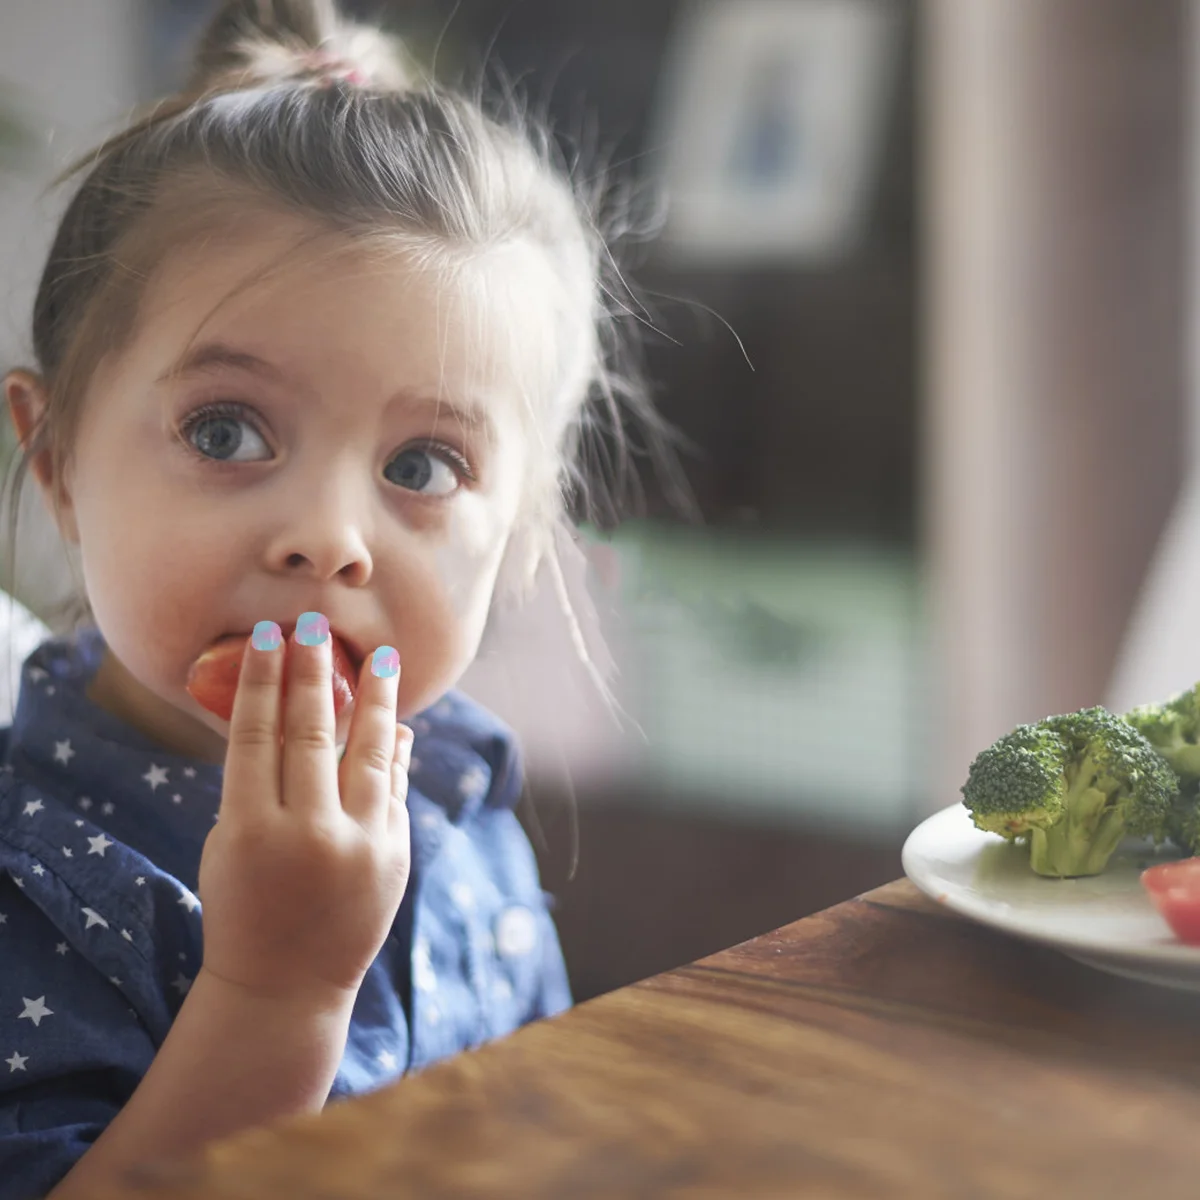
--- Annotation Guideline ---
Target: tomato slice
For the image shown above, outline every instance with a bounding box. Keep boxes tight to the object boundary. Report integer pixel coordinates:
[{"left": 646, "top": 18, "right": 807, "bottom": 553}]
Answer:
[
  {"left": 1141, "top": 858, "right": 1200, "bottom": 945},
  {"left": 186, "top": 633, "right": 358, "bottom": 722}
]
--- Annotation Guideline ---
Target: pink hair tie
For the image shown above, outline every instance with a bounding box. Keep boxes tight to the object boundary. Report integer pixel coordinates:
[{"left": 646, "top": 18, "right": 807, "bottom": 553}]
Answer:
[{"left": 301, "top": 49, "right": 366, "bottom": 87}]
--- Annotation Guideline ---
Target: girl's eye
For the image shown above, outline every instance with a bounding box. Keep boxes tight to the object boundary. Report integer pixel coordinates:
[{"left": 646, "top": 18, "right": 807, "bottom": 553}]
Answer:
[
  {"left": 383, "top": 445, "right": 472, "bottom": 496},
  {"left": 180, "top": 402, "right": 270, "bottom": 463}
]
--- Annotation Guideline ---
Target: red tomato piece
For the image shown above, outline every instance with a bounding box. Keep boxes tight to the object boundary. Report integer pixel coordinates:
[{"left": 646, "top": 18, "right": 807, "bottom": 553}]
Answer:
[
  {"left": 1141, "top": 858, "right": 1200, "bottom": 946},
  {"left": 186, "top": 633, "right": 358, "bottom": 722}
]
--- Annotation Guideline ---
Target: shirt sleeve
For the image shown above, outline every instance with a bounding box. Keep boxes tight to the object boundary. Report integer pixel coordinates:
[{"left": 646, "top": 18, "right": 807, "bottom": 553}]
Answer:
[{"left": 0, "top": 874, "right": 153, "bottom": 1200}]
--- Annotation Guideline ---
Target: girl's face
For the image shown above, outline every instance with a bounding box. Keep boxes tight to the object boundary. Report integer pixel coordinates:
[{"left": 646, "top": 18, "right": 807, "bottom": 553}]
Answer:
[{"left": 6, "top": 213, "right": 551, "bottom": 764}]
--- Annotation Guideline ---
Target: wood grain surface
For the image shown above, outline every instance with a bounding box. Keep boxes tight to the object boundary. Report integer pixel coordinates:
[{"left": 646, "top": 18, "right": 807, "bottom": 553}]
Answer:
[{"left": 96, "top": 879, "right": 1200, "bottom": 1199}]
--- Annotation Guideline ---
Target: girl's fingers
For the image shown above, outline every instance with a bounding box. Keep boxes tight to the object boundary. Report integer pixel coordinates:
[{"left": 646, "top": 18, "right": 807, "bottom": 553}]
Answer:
[
  {"left": 281, "top": 612, "right": 342, "bottom": 820},
  {"left": 387, "top": 723, "right": 414, "bottom": 843},
  {"left": 222, "top": 620, "right": 285, "bottom": 822},
  {"left": 339, "top": 645, "right": 403, "bottom": 826}
]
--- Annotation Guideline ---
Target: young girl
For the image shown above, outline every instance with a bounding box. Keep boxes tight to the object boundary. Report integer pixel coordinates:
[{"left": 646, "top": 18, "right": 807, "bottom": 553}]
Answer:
[{"left": 0, "top": 1, "right": 667, "bottom": 1195}]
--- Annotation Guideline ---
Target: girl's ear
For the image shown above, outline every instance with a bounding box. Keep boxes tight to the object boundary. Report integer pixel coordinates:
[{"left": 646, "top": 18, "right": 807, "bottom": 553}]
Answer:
[{"left": 3, "top": 370, "right": 79, "bottom": 543}]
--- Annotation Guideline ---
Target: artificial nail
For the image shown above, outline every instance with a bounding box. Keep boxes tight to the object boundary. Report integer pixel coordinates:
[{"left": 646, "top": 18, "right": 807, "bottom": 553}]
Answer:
[
  {"left": 251, "top": 620, "right": 282, "bottom": 651},
  {"left": 372, "top": 646, "right": 400, "bottom": 678},
  {"left": 296, "top": 612, "right": 329, "bottom": 646}
]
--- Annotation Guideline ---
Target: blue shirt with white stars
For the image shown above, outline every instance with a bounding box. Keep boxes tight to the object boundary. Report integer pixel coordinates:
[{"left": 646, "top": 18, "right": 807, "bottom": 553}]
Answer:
[{"left": 0, "top": 626, "right": 571, "bottom": 1200}]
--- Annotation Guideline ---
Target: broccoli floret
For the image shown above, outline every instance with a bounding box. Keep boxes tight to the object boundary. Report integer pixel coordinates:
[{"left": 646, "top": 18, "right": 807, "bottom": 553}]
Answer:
[
  {"left": 1165, "top": 778, "right": 1200, "bottom": 855},
  {"left": 961, "top": 706, "right": 1177, "bottom": 878},
  {"left": 1125, "top": 683, "right": 1200, "bottom": 780}
]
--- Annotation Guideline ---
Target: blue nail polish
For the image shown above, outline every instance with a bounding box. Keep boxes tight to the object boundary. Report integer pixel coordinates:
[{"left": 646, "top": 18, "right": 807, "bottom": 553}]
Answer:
[
  {"left": 251, "top": 620, "right": 282, "bottom": 651},
  {"left": 372, "top": 646, "right": 400, "bottom": 678},
  {"left": 296, "top": 612, "right": 329, "bottom": 646}
]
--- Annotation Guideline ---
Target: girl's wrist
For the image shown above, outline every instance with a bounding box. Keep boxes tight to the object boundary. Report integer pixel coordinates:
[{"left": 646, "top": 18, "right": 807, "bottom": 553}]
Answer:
[{"left": 194, "top": 964, "right": 360, "bottom": 1024}]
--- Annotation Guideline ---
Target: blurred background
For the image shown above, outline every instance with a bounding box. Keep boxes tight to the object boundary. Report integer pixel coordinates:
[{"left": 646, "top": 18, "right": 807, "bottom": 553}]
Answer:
[{"left": 0, "top": 0, "right": 1191, "bottom": 1004}]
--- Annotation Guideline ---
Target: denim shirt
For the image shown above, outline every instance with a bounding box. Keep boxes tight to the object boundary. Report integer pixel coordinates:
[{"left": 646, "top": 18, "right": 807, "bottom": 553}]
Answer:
[{"left": 0, "top": 627, "right": 571, "bottom": 1199}]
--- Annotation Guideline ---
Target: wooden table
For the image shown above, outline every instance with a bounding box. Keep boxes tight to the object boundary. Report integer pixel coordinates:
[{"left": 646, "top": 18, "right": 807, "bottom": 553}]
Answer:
[{"left": 103, "top": 878, "right": 1200, "bottom": 1199}]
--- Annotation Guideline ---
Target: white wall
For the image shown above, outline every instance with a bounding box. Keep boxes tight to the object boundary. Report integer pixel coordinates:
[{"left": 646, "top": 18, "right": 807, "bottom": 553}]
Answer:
[
  {"left": 0, "top": 1, "right": 142, "bottom": 621},
  {"left": 0, "top": 0, "right": 142, "bottom": 368}
]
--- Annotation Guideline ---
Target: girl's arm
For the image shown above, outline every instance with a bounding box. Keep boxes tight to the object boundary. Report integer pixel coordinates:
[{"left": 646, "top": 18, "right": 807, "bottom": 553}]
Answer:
[{"left": 45, "top": 969, "right": 355, "bottom": 1198}]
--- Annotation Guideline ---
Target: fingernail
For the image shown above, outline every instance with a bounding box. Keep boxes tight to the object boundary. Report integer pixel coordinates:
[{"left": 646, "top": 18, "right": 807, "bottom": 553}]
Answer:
[
  {"left": 372, "top": 646, "right": 400, "bottom": 678},
  {"left": 251, "top": 620, "right": 282, "bottom": 651},
  {"left": 397, "top": 724, "right": 413, "bottom": 770},
  {"left": 296, "top": 612, "right": 329, "bottom": 646}
]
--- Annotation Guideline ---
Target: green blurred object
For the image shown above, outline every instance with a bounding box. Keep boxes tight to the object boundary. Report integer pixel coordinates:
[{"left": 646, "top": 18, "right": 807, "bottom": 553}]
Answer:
[
  {"left": 0, "top": 78, "right": 35, "bottom": 170},
  {"left": 606, "top": 520, "right": 928, "bottom": 836}
]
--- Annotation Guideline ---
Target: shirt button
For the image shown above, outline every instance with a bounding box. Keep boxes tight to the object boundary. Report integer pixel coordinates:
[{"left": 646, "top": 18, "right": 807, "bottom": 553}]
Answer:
[{"left": 494, "top": 906, "right": 538, "bottom": 959}]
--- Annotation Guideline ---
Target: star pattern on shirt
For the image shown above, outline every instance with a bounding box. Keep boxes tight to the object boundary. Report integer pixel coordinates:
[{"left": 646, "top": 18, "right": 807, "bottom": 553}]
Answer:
[
  {"left": 457, "top": 764, "right": 488, "bottom": 799},
  {"left": 143, "top": 764, "right": 169, "bottom": 791},
  {"left": 177, "top": 889, "right": 200, "bottom": 914},
  {"left": 82, "top": 907, "right": 109, "bottom": 930},
  {"left": 54, "top": 739, "right": 75, "bottom": 765},
  {"left": 377, "top": 1049, "right": 397, "bottom": 1070},
  {"left": 170, "top": 972, "right": 193, "bottom": 996},
  {"left": 31, "top": 863, "right": 45, "bottom": 877},
  {"left": 54, "top": 942, "right": 68, "bottom": 955},
  {"left": 21, "top": 798, "right": 43, "bottom": 817},
  {"left": 27, "top": 667, "right": 47, "bottom": 684},
  {"left": 0, "top": 913, "right": 7, "bottom": 925},
  {"left": 5, "top": 1051, "right": 28, "bottom": 1072},
  {"left": 87, "top": 833, "right": 114, "bottom": 857},
  {"left": 18, "top": 996, "right": 53, "bottom": 1026}
]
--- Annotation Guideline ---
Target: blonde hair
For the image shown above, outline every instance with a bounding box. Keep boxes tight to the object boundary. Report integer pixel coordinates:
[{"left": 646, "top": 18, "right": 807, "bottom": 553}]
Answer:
[{"left": 5, "top": 0, "right": 686, "bottom": 692}]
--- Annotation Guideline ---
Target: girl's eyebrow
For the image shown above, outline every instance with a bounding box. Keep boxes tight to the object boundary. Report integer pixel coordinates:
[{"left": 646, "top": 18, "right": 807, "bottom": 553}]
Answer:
[
  {"left": 159, "top": 340, "right": 497, "bottom": 440},
  {"left": 161, "top": 342, "right": 282, "bottom": 383}
]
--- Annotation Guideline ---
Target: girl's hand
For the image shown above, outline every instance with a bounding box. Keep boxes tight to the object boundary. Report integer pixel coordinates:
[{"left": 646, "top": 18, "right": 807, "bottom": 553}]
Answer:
[{"left": 196, "top": 615, "right": 413, "bottom": 1010}]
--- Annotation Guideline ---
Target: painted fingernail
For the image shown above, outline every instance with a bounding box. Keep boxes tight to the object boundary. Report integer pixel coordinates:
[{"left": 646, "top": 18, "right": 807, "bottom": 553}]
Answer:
[
  {"left": 372, "top": 646, "right": 400, "bottom": 678},
  {"left": 296, "top": 612, "right": 329, "bottom": 646},
  {"left": 251, "top": 620, "right": 282, "bottom": 651}
]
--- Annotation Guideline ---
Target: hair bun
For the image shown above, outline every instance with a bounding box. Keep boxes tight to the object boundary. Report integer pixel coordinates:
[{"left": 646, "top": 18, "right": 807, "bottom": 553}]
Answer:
[{"left": 188, "top": 0, "right": 415, "bottom": 94}]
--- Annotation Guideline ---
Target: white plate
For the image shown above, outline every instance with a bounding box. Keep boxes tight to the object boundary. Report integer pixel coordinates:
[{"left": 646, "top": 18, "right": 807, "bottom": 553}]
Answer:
[{"left": 901, "top": 803, "right": 1200, "bottom": 991}]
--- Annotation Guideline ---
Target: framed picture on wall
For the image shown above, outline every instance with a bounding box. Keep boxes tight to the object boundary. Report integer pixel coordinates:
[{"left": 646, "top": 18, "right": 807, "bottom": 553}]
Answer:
[{"left": 650, "top": 0, "right": 903, "bottom": 265}]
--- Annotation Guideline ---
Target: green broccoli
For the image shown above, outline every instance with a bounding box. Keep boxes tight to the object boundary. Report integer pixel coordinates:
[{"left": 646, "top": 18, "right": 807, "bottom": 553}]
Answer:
[
  {"left": 961, "top": 706, "right": 1177, "bottom": 878},
  {"left": 1125, "top": 682, "right": 1200, "bottom": 780},
  {"left": 1165, "top": 787, "right": 1200, "bottom": 855}
]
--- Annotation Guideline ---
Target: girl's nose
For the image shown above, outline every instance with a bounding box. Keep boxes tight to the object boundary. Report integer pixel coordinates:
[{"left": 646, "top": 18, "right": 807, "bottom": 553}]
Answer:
[{"left": 265, "top": 485, "right": 374, "bottom": 585}]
